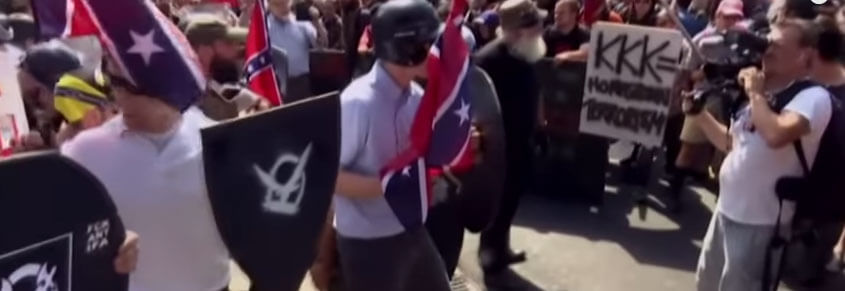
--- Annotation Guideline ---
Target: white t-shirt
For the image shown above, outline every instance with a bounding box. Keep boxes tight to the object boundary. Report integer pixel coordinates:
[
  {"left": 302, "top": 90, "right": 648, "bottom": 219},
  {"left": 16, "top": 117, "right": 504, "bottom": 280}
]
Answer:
[
  {"left": 718, "top": 86, "right": 833, "bottom": 225},
  {"left": 61, "top": 113, "right": 230, "bottom": 291}
]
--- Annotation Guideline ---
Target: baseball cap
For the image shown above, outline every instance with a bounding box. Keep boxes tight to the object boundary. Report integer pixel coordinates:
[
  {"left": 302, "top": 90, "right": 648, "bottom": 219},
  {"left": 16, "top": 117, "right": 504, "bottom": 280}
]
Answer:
[
  {"left": 717, "top": 0, "right": 744, "bottom": 18},
  {"left": 182, "top": 13, "right": 248, "bottom": 46},
  {"left": 498, "top": 0, "right": 547, "bottom": 30}
]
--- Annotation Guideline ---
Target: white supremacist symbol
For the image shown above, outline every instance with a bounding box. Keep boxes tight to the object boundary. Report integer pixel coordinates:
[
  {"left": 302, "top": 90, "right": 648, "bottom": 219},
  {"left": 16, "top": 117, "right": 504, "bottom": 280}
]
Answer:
[
  {"left": 85, "top": 220, "right": 110, "bottom": 254},
  {"left": 254, "top": 143, "right": 313, "bottom": 215},
  {"left": 127, "top": 30, "right": 164, "bottom": 66},
  {"left": 0, "top": 263, "right": 59, "bottom": 291}
]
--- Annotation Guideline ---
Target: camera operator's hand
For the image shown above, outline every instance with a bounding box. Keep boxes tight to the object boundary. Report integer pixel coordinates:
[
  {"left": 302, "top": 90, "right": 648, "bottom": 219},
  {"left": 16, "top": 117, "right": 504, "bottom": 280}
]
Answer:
[{"left": 738, "top": 67, "right": 765, "bottom": 98}]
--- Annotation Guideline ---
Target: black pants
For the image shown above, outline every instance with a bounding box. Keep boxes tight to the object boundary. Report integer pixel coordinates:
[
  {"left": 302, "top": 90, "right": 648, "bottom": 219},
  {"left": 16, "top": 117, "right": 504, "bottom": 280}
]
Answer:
[
  {"left": 480, "top": 136, "right": 532, "bottom": 255},
  {"left": 425, "top": 192, "right": 465, "bottom": 278}
]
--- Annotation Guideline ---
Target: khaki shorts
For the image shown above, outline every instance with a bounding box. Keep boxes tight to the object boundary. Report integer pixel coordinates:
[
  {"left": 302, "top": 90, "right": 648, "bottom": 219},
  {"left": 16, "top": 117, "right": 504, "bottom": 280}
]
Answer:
[{"left": 680, "top": 97, "right": 725, "bottom": 144}]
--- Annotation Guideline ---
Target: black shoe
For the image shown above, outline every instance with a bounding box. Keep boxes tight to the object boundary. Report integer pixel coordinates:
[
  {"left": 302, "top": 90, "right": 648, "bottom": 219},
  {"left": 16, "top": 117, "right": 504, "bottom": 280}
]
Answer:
[{"left": 479, "top": 248, "right": 527, "bottom": 272}]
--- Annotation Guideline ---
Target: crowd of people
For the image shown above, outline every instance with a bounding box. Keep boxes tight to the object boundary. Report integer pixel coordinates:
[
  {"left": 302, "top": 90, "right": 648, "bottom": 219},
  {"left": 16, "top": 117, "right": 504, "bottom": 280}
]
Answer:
[{"left": 2, "top": 0, "right": 845, "bottom": 290}]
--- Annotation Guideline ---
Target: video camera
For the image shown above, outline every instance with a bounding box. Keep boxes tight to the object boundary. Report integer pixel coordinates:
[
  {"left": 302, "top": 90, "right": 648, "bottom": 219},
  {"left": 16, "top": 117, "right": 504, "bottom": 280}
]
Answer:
[{"left": 688, "top": 29, "right": 770, "bottom": 114}]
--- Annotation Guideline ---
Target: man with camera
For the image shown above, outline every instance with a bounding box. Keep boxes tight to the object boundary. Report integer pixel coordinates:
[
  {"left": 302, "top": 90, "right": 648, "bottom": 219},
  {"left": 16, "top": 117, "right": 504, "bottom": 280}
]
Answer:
[{"left": 689, "top": 19, "right": 833, "bottom": 291}]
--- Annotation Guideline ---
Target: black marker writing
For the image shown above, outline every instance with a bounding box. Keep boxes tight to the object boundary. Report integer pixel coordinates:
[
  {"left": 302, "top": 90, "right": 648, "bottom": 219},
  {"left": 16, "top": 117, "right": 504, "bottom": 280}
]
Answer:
[
  {"left": 593, "top": 31, "right": 678, "bottom": 83},
  {"left": 583, "top": 98, "right": 667, "bottom": 135},
  {"left": 586, "top": 76, "right": 672, "bottom": 106}
]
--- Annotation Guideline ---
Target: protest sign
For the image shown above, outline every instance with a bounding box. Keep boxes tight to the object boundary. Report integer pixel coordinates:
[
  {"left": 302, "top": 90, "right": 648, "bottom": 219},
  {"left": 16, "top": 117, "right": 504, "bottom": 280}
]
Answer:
[
  {"left": 202, "top": 93, "right": 339, "bottom": 291},
  {"left": 0, "top": 153, "right": 128, "bottom": 291},
  {"left": 579, "top": 22, "right": 683, "bottom": 146},
  {"left": 0, "top": 51, "right": 29, "bottom": 155}
]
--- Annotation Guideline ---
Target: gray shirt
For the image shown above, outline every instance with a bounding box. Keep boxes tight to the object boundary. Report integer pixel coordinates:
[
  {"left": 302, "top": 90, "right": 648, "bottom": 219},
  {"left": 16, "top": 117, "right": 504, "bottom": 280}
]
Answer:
[
  {"left": 267, "top": 14, "right": 316, "bottom": 77},
  {"left": 333, "top": 62, "right": 423, "bottom": 239}
]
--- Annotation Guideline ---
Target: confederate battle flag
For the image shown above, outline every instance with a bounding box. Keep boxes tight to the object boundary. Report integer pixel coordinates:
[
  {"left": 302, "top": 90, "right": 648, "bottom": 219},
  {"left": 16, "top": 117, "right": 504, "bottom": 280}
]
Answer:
[
  {"left": 381, "top": 0, "right": 474, "bottom": 230},
  {"left": 243, "top": 0, "right": 285, "bottom": 106}
]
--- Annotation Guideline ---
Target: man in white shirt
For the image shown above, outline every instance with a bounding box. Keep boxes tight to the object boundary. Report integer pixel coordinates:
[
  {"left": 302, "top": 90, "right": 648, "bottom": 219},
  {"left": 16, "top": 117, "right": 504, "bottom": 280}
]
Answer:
[
  {"left": 61, "top": 55, "right": 229, "bottom": 291},
  {"left": 687, "top": 19, "right": 833, "bottom": 291}
]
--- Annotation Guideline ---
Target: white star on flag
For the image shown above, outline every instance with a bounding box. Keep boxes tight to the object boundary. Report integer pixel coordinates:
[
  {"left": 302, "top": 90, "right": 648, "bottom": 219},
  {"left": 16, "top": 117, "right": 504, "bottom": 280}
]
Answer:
[
  {"left": 127, "top": 30, "right": 165, "bottom": 66},
  {"left": 454, "top": 100, "right": 470, "bottom": 126},
  {"left": 402, "top": 166, "right": 411, "bottom": 176}
]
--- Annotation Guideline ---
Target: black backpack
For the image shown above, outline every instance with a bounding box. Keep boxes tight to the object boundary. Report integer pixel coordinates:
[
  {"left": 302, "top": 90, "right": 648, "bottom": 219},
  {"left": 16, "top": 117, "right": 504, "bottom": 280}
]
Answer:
[
  {"left": 762, "top": 80, "right": 845, "bottom": 291},
  {"left": 772, "top": 81, "right": 845, "bottom": 224}
]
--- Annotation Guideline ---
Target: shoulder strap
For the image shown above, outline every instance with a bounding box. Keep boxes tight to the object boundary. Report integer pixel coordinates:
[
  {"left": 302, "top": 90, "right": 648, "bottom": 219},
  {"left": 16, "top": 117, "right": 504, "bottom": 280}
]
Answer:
[
  {"left": 772, "top": 80, "right": 818, "bottom": 113},
  {"left": 793, "top": 140, "right": 810, "bottom": 176}
]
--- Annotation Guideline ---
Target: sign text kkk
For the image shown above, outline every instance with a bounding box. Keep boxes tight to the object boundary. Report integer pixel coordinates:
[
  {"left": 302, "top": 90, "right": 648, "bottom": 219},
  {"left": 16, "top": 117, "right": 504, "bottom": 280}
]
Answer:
[{"left": 579, "top": 23, "right": 683, "bottom": 146}]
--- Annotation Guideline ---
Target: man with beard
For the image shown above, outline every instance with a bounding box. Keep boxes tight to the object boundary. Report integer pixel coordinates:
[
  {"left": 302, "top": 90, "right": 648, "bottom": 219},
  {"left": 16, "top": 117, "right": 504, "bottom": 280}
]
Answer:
[
  {"left": 183, "top": 14, "right": 249, "bottom": 120},
  {"left": 474, "top": 0, "right": 546, "bottom": 273}
]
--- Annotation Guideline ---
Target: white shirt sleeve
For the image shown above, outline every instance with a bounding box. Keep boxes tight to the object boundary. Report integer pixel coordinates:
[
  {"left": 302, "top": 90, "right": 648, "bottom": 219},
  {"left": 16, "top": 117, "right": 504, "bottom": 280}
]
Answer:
[
  {"left": 339, "top": 95, "right": 367, "bottom": 169},
  {"left": 783, "top": 86, "right": 833, "bottom": 134}
]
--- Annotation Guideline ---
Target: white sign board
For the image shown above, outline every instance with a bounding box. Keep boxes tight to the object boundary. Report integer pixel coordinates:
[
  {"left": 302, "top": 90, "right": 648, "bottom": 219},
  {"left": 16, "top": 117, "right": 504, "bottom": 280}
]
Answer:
[
  {"left": 579, "top": 22, "right": 683, "bottom": 146},
  {"left": 0, "top": 48, "right": 29, "bottom": 154}
]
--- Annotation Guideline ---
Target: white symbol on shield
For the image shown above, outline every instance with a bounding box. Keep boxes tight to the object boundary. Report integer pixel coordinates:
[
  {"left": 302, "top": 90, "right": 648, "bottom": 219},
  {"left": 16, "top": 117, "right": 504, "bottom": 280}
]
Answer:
[
  {"left": 1, "top": 263, "right": 58, "bottom": 291},
  {"left": 253, "top": 143, "right": 313, "bottom": 215}
]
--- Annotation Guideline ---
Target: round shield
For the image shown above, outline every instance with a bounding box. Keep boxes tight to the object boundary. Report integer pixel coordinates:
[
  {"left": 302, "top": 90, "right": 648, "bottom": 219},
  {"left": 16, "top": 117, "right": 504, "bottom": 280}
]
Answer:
[
  {"left": 458, "top": 66, "right": 506, "bottom": 233},
  {"left": 0, "top": 152, "right": 127, "bottom": 291}
]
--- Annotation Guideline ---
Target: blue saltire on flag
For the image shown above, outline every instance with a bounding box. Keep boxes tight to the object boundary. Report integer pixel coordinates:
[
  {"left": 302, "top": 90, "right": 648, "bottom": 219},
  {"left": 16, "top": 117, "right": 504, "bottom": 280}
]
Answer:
[
  {"left": 59, "top": 0, "right": 206, "bottom": 111},
  {"left": 381, "top": 0, "right": 474, "bottom": 230}
]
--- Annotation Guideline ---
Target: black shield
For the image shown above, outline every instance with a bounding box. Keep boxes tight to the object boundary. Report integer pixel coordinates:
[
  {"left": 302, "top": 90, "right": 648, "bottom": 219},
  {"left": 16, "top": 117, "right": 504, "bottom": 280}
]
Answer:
[
  {"left": 0, "top": 152, "right": 127, "bottom": 291},
  {"left": 458, "top": 66, "right": 507, "bottom": 233},
  {"left": 202, "top": 93, "right": 340, "bottom": 291}
]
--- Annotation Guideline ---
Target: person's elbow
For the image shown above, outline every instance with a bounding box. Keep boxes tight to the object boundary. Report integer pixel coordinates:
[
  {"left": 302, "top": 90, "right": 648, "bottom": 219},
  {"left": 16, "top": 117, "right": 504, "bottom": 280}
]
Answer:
[{"left": 759, "top": 115, "right": 810, "bottom": 149}]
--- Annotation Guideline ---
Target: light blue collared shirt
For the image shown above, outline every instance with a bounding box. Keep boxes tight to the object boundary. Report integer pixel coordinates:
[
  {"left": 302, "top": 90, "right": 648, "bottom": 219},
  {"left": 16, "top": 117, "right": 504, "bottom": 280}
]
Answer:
[
  {"left": 267, "top": 14, "right": 316, "bottom": 77},
  {"left": 333, "top": 62, "right": 424, "bottom": 239}
]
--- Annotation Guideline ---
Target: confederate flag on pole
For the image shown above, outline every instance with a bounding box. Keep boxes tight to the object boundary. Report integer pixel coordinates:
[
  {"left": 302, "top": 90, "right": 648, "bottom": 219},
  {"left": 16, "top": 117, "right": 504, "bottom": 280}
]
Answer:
[
  {"left": 243, "top": 0, "right": 285, "bottom": 106},
  {"left": 381, "top": 0, "right": 474, "bottom": 230}
]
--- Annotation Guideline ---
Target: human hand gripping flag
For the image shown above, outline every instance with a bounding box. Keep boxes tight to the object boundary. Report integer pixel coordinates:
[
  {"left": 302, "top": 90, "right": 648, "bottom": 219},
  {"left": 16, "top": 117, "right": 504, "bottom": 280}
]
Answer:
[{"left": 380, "top": 0, "right": 474, "bottom": 230}]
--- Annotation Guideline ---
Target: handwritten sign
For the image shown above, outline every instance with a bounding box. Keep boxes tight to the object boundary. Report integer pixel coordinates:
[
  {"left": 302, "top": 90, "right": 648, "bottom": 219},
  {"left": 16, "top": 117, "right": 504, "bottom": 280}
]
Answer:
[
  {"left": 579, "top": 23, "right": 683, "bottom": 146},
  {"left": 0, "top": 49, "right": 28, "bottom": 155}
]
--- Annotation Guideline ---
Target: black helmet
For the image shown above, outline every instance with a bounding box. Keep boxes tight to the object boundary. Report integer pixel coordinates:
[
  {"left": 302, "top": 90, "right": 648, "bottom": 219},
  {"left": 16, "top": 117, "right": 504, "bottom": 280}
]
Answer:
[{"left": 372, "top": 0, "right": 440, "bottom": 67}]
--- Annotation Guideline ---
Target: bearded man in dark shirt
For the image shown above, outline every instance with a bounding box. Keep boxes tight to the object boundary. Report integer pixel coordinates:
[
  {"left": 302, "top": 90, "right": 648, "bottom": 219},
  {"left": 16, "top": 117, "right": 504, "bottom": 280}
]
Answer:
[{"left": 474, "top": 0, "right": 546, "bottom": 273}]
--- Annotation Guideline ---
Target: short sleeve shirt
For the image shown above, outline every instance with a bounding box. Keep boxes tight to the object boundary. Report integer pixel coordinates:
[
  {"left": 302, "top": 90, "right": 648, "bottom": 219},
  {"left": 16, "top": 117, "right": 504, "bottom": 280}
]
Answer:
[
  {"left": 543, "top": 25, "right": 590, "bottom": 57},
  {"left": 333, "top": 62, "right": 424, "bottom": 239},
  {"left": 268, "top": 14, "right": 317, "bottom": 77},
  {"left": 718, "top": 86, "right": 833, "bottom": 225}
]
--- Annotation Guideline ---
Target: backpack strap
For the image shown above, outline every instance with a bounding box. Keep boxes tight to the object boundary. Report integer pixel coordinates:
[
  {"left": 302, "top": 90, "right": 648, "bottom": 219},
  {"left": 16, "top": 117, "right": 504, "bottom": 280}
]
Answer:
[
  {"left": 761, "top": 80, "right": 819, "bottom": 291},
  {"left": 793, "top": 140, "right": 810, "bottom": 175}
]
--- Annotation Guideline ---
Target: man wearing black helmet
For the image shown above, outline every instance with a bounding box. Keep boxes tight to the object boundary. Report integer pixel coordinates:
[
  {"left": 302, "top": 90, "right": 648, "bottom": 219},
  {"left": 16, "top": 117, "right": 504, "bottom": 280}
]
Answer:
[{"left": 332, "top": 0, "right": 450, "bottom": 290}]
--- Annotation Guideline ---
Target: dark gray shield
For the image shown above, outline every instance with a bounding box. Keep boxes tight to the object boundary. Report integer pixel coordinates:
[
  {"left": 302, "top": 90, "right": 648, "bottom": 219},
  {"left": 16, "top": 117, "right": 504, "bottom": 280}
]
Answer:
[
  {"left": 458, "top": 66, "right": 506, "bottom": 233},
  {"left": 201, "top": 93, "right": 340, "bottom": 291},
  {"left": 0, "top": 152, "right": 127, "bottom": 291}
]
